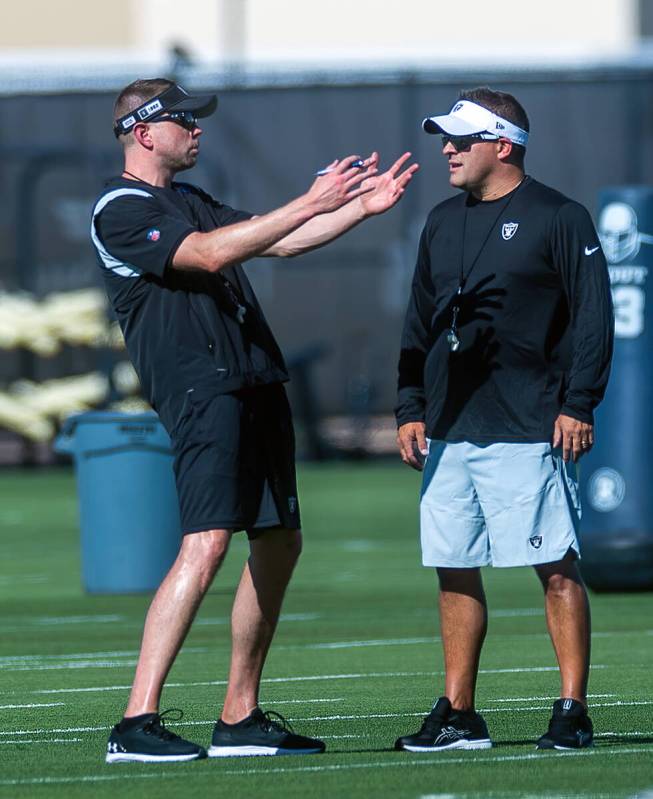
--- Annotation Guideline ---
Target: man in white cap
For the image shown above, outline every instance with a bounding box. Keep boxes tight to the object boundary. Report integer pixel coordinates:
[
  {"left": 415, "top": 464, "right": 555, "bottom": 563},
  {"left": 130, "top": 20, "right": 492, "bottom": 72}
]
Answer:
[{"left": 394, "top": 87, "right": 613, "bottom": 752}]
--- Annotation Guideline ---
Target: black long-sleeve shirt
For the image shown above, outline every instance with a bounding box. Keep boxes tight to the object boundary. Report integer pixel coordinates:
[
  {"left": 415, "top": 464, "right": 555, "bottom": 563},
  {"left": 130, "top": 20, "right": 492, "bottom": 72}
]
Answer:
[{"left": 395, "top": 177, "right": 614, "bottom": 442}]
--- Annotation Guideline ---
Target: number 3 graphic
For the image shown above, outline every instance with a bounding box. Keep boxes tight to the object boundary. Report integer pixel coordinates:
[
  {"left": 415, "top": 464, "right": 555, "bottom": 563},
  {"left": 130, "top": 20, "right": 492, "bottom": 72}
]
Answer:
[{"left": 612, "top": 286, "right": 645, "bottom": 338}]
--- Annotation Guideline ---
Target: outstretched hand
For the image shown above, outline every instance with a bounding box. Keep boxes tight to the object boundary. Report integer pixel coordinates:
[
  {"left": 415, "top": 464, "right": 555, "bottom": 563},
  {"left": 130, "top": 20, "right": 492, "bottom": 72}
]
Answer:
[
  {"left": 306, "top": 154, "right": 379, "bottom": 214},
  {"left": 360, "top": 152, "right": 419, "bottom": 216}
]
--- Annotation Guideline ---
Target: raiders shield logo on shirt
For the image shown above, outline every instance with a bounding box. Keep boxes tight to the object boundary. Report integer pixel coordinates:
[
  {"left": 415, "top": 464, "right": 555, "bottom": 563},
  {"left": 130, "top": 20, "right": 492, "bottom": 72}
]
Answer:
[{"left": 502, "top": 222, "right": 519, "bottom": 240}]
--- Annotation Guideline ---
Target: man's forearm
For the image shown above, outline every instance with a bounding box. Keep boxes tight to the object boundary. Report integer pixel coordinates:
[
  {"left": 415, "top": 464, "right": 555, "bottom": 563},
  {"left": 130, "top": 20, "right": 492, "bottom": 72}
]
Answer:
[
  {"left": 264, "top": 197, "right": 368, "bottom": 257},
  {"left": 173, "top": 193, "right": 321, "bottom": 272}
]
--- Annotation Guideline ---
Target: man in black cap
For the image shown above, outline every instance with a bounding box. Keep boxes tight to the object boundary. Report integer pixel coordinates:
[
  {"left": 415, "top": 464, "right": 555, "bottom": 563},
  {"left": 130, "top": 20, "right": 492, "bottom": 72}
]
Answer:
[
  {"left": 394, "top": 87, "right": 613, "bottom": 753},
  {"left": 92, "top": 78, "right": 417, "bottom": 763}
]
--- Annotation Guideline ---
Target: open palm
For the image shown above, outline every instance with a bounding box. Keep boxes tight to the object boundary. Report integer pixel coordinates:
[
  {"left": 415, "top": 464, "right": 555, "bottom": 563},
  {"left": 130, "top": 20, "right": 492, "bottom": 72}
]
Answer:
[{"left": 360, "top": 152, "right": 419, "bottom": 215}]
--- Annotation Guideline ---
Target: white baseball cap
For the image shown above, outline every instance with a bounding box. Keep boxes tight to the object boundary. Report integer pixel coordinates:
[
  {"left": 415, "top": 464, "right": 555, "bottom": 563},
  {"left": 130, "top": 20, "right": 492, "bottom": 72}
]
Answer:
[{"left": 422, "top": 100, "right": 529, "bottom": 147}]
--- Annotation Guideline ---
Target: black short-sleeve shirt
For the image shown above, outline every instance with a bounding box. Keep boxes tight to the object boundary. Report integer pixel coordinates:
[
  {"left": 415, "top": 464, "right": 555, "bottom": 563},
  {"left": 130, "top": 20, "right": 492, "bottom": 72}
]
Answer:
[{"left": 91, "top": 177, "right": 289, "bottom": 429}]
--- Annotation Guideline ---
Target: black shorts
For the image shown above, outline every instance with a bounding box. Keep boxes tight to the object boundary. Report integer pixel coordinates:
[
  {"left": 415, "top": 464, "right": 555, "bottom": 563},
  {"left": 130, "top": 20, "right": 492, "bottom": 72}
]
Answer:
[{"left": 169, "top": 383, "right": 301, "bottom": 536}]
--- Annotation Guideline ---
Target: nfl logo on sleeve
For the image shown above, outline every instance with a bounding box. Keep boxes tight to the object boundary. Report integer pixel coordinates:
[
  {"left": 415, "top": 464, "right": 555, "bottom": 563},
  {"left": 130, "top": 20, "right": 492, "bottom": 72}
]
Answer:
[{"left": 147, "top": 229, "right": 161, "bottom": 242}]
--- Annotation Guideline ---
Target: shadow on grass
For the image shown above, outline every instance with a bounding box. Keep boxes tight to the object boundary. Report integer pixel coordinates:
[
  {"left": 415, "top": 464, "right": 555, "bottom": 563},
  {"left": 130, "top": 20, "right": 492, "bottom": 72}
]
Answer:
[
  {"left": 327, "top": 735, "right": 653, "bottom": 757},
  {"left": 597, "top": 735, "right": 653, "bottom": 746},
  {"left": 498, "top": 736, "right": 653, "bottom": 748}
]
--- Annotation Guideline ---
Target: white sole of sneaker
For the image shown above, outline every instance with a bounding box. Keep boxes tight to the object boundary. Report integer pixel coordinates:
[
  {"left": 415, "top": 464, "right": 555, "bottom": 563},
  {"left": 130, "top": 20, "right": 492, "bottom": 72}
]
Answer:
[
  {"left": 207, "top": 745, "right": 323, "bottom": 757},
  {"left": 552, "top": 743, "right": 594, "bottom": 751},
  {"left": 536, "top": 739, "right": 594, "bottom": 751},
  {"left": 105, "top": 752, "right": 203, "bottom": 763},
  {"left": 401, "top": 739, "right": 493, "bottom": 752}
]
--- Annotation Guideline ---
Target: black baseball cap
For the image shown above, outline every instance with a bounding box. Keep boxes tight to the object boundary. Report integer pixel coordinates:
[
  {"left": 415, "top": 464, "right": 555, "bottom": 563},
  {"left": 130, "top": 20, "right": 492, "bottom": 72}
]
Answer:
[{"left": 113, "top": 83, "right": 218, "bottom": 138}]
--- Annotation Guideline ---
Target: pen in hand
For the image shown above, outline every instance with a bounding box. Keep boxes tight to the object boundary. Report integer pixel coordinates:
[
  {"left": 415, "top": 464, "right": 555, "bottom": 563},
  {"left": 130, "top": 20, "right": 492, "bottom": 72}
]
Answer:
[{"left": 315, "top": 159, "right": 365, "bottom": 176}]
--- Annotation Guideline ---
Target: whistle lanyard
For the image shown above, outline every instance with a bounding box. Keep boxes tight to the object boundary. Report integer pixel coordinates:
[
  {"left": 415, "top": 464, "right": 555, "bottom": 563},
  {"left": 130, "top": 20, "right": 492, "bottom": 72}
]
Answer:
[{"left": 447, "top": 179, "right": 524, "bottom": 352}]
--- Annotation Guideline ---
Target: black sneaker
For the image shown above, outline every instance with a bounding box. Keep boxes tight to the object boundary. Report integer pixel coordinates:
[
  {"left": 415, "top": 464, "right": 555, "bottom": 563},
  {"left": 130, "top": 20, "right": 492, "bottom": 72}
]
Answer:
[
  {"left": 208, "top": 708, "right": 326, "bottom": 757},
  {"left": 105, "top": 709, "right": 207, "bottom": 763},
  {"left": 394, "top": 697, "right": 492, "bottom": 752},
  {"left": 536, "top": 698, "right": 594, "bottom": 750}
]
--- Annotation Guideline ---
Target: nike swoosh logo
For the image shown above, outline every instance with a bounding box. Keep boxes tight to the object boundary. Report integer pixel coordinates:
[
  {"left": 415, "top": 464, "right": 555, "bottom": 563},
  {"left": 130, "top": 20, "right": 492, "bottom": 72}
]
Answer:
[{"left": 585, "top": 245, "right": 600, "bottom": 255}]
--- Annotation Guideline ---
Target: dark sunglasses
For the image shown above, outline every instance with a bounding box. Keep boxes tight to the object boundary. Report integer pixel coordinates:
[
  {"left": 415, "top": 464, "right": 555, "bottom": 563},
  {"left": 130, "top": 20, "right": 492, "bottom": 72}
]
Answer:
[
  {"left": 440, "top": 133, "right": 499, "bottom": 151},
  {"left": 148, "top": 111, "right": 199, "bottom": 132}
]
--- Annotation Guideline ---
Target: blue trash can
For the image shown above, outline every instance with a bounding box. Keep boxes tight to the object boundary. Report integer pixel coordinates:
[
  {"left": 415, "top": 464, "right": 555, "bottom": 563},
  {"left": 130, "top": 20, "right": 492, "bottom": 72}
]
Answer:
[
  {"left": 578, "top": 187, "right": 653, "bottom": 590},
  {"left": 55, "top": 411, "right": 182, "bottom": 594}
]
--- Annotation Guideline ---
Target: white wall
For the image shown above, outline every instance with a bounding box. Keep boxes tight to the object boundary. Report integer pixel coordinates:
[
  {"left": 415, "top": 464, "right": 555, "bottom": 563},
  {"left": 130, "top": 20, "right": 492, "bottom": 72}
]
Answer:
[
  {"left": 0, "top": 0, "right": 641, "bottom": 65},
  {"left": 242, "top": 0, "right": 639, "bottom": 63}
]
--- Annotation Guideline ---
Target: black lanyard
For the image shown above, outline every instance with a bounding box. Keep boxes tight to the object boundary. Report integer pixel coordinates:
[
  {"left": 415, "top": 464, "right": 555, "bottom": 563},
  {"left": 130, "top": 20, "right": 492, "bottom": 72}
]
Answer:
[{"left": 447, "top": 178, "right": 524, "bottom": 352}]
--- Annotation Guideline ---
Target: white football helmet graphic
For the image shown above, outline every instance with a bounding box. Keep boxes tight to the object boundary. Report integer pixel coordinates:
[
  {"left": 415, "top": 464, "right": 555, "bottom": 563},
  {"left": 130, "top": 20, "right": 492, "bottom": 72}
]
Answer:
[{"left": 598, "top": 202, "right": 653, "bottom": 263}]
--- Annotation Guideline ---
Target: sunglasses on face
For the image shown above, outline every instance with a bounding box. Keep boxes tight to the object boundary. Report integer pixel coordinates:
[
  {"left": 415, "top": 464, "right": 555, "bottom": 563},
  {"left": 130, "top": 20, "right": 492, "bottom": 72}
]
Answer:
[
  {"left": 440, "top": 133, "right": 499, "bottom": 151},
  {"left": 148, "top": 111, "right": 199, "bottom": 132}
]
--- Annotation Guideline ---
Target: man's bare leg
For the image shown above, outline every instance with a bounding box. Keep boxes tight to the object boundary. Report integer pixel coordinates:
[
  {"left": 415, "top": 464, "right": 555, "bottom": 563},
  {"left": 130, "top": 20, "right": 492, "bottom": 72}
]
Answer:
[
  {"left": 535, "top": 551, "right": 591, "bottom": 704},
  {"left": 437, "top": 567, "right": 488, "bottom": 711},
  {"left": 124, "top": 528, "right": 232, "bottom": 717},
  {"left": 221, "top": 527, "right": 302, "bottom": 723}
]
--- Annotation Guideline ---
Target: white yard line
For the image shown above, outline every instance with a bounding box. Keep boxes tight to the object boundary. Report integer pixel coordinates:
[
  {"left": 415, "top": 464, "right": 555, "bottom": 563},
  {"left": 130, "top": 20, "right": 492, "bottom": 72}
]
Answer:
[
  {"left": 0, "top": 746, "right": 650, "bottom": 786},
  {"left": 33, "top": 615, "right": 124, "bottom": 626},
  {"left": 488, "top": 694, "right": 615, "bottom": 703},
  {"left": 2, "top": 627, "right": 630, "bottom": 668},
  {"left": 0, "top": 726, "right": 108, "bottom": 736},
  {"left": 0, "top": 647, "right": 209, "bottom": 665},
  {"left": 0, "top": 650, "right": 141, "bottom": 664},
  {"left": 3, "top": 638, "right": 434, "bottom": 669},
  {"left": 195, "top": 612, "right": 320, "bottom": 627},
  {"left": 489, "top": 608, "right": 544, "bottom": 617},
  {"left": 0, "top": 703, "right": 65, "bottom": 710},
  {"left": 289, "top": 700, "right": 653, "bottom": 722},
  {"left": 0, "top": 646, "right": 212, "bottom": 672},
  {"left": 30, "top": 684, "right": 133, "bottom": 695},
  {"left": 4, "top": 661, "right": 139, "bottom": 672},
  {"left": 304, "top": 637, "right": 436, "bottom": 650},
  {"left": 5, "top": 699, "right": 649, "bottom": 738},
  {"left": 0, "top": 737, "right": 82, "bottom": 745},
  {"left": 477, "top": 666, "right": 607, "bottom": 674},
  {"left": 20, "top": 665, "right": 607, "bottom": 697},
  {"left": 479, "top": 700, "right": 653, "bottom": 714},
  {"left": 266, "top": 698, "right": 344, "bottom": 704}
]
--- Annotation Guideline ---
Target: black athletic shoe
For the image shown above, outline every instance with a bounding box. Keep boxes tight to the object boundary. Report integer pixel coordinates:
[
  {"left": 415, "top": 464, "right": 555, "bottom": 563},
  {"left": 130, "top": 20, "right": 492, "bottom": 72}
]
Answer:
[
  {"left": 536, "top": 698, "right": 594, "bottom": 750},
  {"left": 208, "top": 708, "right": 326, "bottom": 757},
  {"left": 105, "top": 709, "right": 207, "bottom": 763},
  {"left": 394, "top": 696, "right": 492, "bottom": 752}
]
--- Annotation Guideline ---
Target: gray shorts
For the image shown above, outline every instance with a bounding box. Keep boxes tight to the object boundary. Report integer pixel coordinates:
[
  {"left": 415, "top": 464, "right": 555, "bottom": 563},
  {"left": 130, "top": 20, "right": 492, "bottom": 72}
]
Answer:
[{"left": 420, "top": 441, "right": 581, "bottom": 568}]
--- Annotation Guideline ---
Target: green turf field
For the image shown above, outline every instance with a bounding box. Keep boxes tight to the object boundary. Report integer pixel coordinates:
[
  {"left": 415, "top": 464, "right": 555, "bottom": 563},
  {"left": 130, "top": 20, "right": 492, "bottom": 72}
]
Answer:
[{"left": 0, "top": 464, "right": 651, "bottom": 798}]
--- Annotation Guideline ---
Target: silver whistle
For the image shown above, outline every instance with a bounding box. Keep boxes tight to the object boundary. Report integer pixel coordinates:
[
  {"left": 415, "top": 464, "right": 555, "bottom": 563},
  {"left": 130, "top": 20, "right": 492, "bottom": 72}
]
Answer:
[{"left": 447, "top": 329, "right": 460, "bottom": 352}]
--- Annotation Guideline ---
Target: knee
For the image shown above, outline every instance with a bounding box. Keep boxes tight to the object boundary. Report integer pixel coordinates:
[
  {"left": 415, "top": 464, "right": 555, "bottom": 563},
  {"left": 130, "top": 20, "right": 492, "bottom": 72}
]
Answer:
[
  {"left": 283, "top": 528, "right": 303, "bottom": 564},
  {"left": 437, "top": 567, "right": 483, "bottom": 596},
  {"left": 543, "top": 571, "right": 573, "bottom": 597},
  {"left": 537, "top": 555, "right": 584, "bottom": 598},
  {"left": 178, "top": 529, "right": 231, "bottom": 587},
  {"left": 267, "top": 527, "right": 303, "bottom": 565}
]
